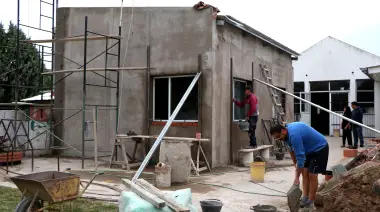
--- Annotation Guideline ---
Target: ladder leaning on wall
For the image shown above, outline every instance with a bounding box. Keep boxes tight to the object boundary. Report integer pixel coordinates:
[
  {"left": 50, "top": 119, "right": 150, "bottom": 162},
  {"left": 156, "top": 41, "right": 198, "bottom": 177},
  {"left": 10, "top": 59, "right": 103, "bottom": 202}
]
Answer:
[
  {"left": 259, "top": 64, "right": 288, "bottom": 154},
  {"left": 259, "top": 64, "right": 287, "bottom": 124}
]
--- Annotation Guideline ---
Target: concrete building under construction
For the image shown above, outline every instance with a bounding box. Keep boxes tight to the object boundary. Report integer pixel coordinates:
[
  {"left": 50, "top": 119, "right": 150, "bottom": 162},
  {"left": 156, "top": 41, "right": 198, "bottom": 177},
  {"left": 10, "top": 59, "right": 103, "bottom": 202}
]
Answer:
[{"left": 53, "top": 6, "right": 299, "bottom": 167}]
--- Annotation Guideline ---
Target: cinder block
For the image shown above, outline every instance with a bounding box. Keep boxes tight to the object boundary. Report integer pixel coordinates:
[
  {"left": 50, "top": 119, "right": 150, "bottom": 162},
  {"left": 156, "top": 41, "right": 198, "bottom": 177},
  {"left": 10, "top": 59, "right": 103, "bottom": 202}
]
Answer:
[{"left": 343, "top": 149, "right": 358, "bottom": 158}]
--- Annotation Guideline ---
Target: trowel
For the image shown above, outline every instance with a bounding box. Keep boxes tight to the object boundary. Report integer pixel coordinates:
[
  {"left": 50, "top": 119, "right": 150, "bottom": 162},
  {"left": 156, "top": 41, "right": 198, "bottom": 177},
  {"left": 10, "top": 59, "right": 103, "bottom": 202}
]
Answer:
[{"left": 286, "top": 184, "right": 302, "bottom": 212}]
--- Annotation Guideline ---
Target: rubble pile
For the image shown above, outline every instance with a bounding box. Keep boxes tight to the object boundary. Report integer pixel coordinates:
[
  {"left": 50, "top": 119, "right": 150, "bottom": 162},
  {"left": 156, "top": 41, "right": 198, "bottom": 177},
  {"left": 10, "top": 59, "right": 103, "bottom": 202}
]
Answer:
[{"left": 316, "top": 161, "right": 380, "bottom": 212}]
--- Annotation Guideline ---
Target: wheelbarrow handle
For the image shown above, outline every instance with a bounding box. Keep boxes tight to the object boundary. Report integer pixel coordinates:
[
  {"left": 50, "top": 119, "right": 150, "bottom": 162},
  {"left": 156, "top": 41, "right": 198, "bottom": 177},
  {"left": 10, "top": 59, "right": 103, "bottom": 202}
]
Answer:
[{"left": 78, "top": 171, "right": 105, "bottom": 197}]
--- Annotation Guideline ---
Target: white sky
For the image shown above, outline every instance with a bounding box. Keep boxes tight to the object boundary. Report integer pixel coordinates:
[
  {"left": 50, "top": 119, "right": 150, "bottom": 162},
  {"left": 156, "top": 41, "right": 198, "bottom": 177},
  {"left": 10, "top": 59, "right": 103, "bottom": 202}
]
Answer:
[{"left": 1, "top": 0, "right": 380, "bottom": 55}]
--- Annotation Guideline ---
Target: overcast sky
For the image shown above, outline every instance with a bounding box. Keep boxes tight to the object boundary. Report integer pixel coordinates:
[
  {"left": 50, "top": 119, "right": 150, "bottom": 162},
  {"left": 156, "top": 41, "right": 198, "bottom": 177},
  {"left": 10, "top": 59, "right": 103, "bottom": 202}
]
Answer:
[{"left": 1, "top": 0, "right": 380, "bottom": 55}]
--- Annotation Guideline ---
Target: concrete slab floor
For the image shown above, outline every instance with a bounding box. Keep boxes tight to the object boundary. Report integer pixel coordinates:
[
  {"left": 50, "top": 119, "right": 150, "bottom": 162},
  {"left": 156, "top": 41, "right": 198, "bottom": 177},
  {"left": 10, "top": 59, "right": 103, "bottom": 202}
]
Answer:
[{"left": 0, "top": 136, "right": 372, "bottom": 211}]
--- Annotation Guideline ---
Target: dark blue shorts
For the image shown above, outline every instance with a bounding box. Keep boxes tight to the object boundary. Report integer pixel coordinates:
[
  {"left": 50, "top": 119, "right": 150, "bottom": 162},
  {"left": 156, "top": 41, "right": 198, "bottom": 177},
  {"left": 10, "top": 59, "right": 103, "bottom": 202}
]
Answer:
[{"left": 304, "top": 144, "right": 329, "bottom": 174}]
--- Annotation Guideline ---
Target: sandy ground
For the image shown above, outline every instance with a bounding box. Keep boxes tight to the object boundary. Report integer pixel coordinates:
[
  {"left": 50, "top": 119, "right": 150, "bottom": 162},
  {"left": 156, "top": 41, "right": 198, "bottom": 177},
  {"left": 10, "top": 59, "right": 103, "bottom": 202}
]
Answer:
[{"left": 0, "top": 136, "right": 371, "bottom": 211}]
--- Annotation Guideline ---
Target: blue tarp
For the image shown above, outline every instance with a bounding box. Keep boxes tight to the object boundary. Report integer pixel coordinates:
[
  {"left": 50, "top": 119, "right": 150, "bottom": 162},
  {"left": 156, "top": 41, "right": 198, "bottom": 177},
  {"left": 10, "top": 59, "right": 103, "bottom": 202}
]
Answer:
[{"left": 118, "top": 188, "right": 197, "bottom": 212}]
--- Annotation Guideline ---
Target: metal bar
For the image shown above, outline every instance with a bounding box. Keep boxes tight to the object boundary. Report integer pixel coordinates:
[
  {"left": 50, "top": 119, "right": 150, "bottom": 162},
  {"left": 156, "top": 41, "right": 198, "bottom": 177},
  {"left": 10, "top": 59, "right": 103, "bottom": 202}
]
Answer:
[
  {"left": 41, "top": 15, "right": 53, "bottom": 19},
  {"left": 116, "top": 26, "right": 121, "bottom": 134},
  {"left": 82, "top": 16, "right": 88, "bottom": 169},
  {"left": 229, "top": 57, "right": 233, "bottom": 164},
  {"left": 105, "top": 37, "right": 108, "bottom": 86},
  {"left": 253, "top": 77, "right": 380, "bottom": 135},
  {"left": 41, "top": 0, "right": 53, "bottom": 5},
  {"left": 85, "top": 83, "right": 117, "bottom": 88},
  {"left": 14, "top": 0, "right": 20, "bottom": 152},
  {"left": 39, "top": 0, "right": 42, "bottom": 28},
  {"left": 19, "top": 24, "right": 54, "bottom": 34},
  {"left": 107, "top": 52, "right": 118, "bottom": 57},
  {"left": 87, "top": 30, "right": 121, "bottom": 40},
  {"left": 0, "top": 83, "right": 51, "bottom": 89},
  {"left": 132, "top": 72, "right": 202, "bottom": 182},
  {"left": 85, "top": 104, "right": 117, "bottom": 107}
]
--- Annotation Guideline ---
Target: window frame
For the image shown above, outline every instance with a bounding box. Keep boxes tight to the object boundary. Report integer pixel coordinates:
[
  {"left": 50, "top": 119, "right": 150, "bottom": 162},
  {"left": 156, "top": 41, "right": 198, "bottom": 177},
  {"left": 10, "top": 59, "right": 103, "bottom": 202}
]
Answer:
[
  {"left": 232, "top": 78, "right": 249, "bottom": 122},
  {"left": 153, "top": 74, "right": 199, "bottom": 122}
]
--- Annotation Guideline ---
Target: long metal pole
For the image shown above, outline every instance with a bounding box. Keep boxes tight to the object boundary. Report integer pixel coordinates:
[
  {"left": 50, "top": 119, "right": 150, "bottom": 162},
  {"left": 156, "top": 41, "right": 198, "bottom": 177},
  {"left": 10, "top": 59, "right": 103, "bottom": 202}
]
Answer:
[
  {"left": 253, "top": 77, "right": 380, "bottom": 135},
  {"left": 82, "top": 16, "right": 88, "bottom": 169},
  {"left": 132, "top": 72, "right": 202, "bottom": 182}
]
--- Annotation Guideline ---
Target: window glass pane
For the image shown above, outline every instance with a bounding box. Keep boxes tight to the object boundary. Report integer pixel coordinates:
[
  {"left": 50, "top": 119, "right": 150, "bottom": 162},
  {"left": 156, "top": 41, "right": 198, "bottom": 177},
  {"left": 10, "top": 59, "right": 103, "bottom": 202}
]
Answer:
[
  {"left": 154, "top": 78, "right": 169, "bottom": 120},
  {"left": 310, "top": 81, "right": 329, "bottom": 91},
  {"left": 294, "top": 103, "right": 300, "bottom": 113},
  {"left": 331, "top": 93, "right": 348, "bottom": 111},
  {"left": 356, "top": 79, "right": 374, "bottom": 90},
  {"left": 357, "top": 91, "right": 374, "bottom": 102},
  {"left": 233, "top": 80, "right": 246, "bottom": 120},
  {"left": 170, "top": 77, "right": 198, "bottom": 120},
  {"left": 330, "top": 80, "right": 350, "bottom": 90},
  {"left": 294, "top": 82, "right": 304, "bottom": 93}
]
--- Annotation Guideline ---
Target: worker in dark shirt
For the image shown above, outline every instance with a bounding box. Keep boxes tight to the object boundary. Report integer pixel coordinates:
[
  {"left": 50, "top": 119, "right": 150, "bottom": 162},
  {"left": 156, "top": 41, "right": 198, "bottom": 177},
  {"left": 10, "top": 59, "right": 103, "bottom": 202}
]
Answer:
[
  {"left": 350, "top": 101, "right": 364, "bottom": 149},
  {"left": 341, "top": 105, "right": 352, "bottom": 147},
  {"left": 233, "top": 86, "right": 259, "bottom": 149}
]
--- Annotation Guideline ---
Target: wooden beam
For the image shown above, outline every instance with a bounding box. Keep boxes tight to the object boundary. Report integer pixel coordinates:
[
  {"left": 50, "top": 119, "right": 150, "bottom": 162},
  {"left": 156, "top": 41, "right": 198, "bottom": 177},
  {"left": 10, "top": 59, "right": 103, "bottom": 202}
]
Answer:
[
  {"left": 42, "top": 67, "right": 153, "bottom": 75},
  {"left": 21, "top": 35, "right": 122, "bottom": 44},
  {"left": 135, "top": 179, "right": 190, "bottom": 212},
  {"left": 121, "top": 179, "right": 166, "bottom": 208}
]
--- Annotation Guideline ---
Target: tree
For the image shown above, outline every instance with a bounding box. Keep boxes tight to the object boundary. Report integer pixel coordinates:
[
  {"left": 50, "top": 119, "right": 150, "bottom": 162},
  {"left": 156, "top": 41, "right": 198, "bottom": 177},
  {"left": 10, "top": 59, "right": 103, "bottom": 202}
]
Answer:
[{"left": 0, "top": 22, "right": 52, "bottom": 103}]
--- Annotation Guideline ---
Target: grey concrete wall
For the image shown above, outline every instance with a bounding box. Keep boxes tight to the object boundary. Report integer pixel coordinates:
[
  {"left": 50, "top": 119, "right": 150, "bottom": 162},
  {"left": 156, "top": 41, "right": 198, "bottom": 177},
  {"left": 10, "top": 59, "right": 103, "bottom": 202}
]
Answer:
[
  {"left": 212, "top": 22, "right": 294, "bottom": 165},
  {"left": 55, "top": 7, "right": 214, "bottom": 163}
]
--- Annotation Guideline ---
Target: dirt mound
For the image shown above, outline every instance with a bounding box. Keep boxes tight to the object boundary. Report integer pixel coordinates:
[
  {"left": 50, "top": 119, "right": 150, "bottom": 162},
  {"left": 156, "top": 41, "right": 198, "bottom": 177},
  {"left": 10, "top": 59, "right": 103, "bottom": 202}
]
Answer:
[{"left": 316, "top": 161, "right": 380, "bottom": 212}]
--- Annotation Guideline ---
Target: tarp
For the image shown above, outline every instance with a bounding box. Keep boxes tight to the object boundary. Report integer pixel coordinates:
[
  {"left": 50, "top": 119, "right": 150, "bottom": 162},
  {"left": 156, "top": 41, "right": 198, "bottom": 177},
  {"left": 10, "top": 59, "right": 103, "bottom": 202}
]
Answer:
[{"left": 118, "top": 188, "right": 197, "bottom": 212}]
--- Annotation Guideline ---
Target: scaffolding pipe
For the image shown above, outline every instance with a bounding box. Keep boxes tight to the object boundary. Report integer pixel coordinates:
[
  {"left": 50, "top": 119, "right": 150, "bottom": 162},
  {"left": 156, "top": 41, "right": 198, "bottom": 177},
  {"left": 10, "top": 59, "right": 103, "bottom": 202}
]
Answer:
[
  {"left": 253, "top": 77, "right": 380, "bottom": 135},
  {"left": 132, "top": 72, "right": 202, "bottom": 182}
]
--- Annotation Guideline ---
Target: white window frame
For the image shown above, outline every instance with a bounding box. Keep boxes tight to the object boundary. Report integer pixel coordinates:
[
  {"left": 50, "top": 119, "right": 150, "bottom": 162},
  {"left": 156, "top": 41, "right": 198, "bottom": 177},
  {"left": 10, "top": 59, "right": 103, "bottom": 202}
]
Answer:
[
  {"left": 153, "top": 75, "right": 198, "bottom": 122},
  {"left": 232, "top": 78, "right": 248, "bottom": 122}
]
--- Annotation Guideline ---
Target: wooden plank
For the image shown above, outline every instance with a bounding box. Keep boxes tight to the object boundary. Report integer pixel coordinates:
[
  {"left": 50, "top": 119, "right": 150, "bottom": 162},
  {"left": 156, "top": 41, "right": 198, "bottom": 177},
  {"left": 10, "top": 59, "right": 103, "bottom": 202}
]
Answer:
[
  {"left": 121, "top": 179, "right": 166, "bottom": 208},
  {"left": 135, "top": 179, "right": 190, "bottom": 212},
  {"left": 116, "top": 134, "right": 210, "bottom": 142},
  {"left": 198, "top": 145, "right": 212, "bottom": 172},
  {"left": 21, "top": 35, "right": 122, "bottom": 44},
  {"left": 238, "top": 145, "right": 273, "bottom": 153},
  {"left": 42, "top": 67, "right": 152, "bottom": 75}
]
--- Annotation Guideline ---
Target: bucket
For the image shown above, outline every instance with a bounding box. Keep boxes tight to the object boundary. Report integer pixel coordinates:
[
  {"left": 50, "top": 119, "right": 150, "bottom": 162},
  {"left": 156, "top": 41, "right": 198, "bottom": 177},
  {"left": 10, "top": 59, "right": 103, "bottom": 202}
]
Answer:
[
  {"left": 333, "top": 129, "right": 340, "bottom": 137},
  {"left": 250, "top": 162, "right": 265, "bottom": 183},
  {"left": 155, "top": 162, "right": 171, "bottom": 188},
  {"left": 200, "top": 199, "right": 223, "bottom": 212},
  {"left": 238, "top": 121, "right": 249, "bottom": 132}
]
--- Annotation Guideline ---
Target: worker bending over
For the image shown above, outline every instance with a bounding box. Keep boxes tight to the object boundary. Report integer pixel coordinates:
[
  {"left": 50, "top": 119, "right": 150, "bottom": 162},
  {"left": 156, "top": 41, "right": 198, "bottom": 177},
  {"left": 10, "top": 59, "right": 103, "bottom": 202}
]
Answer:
[{"left": 270, "top": 122, "right": 329, "bottom": 210}]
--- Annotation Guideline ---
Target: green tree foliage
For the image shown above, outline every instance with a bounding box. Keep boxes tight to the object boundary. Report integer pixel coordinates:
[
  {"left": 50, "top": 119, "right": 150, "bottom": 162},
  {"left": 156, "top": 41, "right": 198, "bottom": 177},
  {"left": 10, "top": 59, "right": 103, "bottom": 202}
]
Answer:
[{"left": 0, "top": 22, "right": 52, "bottom": 103}]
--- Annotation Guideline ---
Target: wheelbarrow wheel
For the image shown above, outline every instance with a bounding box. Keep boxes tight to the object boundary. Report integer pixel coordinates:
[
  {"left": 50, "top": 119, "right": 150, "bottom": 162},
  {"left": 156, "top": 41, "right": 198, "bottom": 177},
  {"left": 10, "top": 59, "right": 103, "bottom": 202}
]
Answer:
[{"left": 15, "top": 197, "right": 42, "bottom": 212}]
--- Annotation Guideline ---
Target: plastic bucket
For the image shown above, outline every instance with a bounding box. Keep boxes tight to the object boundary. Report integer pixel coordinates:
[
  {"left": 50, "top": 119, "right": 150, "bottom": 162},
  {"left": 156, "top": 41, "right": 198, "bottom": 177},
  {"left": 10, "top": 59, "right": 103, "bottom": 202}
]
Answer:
[
  {"left": 250, "top": 162, "right": 265, "bottom": 183},
  {"left": 238, "top": 121, "right": 249, "bottom": 132},
  {"left": 200, "top": 199, "right": 223, "bottom": 212}
]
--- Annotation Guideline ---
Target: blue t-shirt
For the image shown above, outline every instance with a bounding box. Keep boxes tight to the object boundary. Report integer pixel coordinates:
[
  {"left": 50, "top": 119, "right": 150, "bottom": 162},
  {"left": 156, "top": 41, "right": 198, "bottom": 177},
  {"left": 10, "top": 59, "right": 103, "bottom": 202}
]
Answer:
[{"left": 285, "top": 122, "right": 327, "bottom": 168}]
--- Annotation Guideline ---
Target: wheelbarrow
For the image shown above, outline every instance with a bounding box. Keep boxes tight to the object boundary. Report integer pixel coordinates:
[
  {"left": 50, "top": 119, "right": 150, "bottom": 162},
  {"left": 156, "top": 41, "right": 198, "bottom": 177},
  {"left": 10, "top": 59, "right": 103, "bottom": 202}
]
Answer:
[{"left": 11, "top": 171, "right": 104, "bottom": 212}]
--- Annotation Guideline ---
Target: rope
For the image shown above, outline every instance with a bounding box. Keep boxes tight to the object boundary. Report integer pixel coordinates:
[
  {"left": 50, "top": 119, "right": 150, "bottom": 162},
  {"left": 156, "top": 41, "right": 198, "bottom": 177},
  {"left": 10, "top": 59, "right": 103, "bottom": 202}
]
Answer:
[{"left": 117, "top": 0, "right": 135, "bottom": 133}]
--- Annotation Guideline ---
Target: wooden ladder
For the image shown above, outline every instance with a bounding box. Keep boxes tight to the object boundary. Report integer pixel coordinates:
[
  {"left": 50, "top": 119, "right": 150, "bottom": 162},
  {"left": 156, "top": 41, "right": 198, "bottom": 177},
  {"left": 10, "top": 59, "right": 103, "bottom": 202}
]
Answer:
[{"left": 259, "top": 64, "right": 286, "bottom": 123}]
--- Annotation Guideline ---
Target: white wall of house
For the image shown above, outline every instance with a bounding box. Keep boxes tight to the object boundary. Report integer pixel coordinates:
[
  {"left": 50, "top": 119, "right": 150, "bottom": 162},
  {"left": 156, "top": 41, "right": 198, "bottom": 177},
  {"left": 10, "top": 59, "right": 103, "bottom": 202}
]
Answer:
[{"left": 293, "top": 37, "right": 380, "bottom": 137}]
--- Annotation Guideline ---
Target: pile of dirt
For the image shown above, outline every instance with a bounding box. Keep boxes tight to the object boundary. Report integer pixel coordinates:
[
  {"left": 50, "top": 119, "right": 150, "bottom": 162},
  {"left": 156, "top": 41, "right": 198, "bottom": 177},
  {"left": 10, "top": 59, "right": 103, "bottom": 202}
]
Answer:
[{"left": 316, "top": 161, "right": 380, "bottom": 212}]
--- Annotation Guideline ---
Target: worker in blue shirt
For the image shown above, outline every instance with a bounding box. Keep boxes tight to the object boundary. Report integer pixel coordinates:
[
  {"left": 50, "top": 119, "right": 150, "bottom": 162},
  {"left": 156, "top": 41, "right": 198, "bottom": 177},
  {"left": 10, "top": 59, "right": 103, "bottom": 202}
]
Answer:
[{"left": 270, "top": 122, "right": 329, "bottom": 210}]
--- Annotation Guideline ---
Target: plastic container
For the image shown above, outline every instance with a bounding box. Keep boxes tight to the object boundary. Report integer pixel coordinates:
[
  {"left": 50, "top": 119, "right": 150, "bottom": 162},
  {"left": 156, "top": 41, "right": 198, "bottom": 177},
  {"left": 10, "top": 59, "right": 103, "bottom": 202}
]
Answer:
[
  {"left": 286, "top": 184, "right": 302, "bottom": 212},
  {"left": 250, "top": 162, "right": 265, "bottom": 183},
  {"left": 250, "top": 204, "right": 277, "bottom": 212},
  {"left": 200, "top": 199, "right": 223, "bottom": 212},
  {"left": 238, "top": 121, "right": 249, "bottom": 132}
]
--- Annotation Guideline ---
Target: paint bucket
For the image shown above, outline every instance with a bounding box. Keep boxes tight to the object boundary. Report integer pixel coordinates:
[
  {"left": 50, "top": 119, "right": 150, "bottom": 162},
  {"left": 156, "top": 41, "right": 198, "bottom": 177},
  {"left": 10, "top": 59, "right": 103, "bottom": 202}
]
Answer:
[
  {"left": 238, "top": 121, "right": 249, "bottom": 132},
  {"left": 250, "top": 162, "right": 265, "bottom": 183},
  {"left": 333, "top": 129, "right": 340, "bottom": 137},
  {"left": 286, "top": 184, "right": 302, "bottom": 212},
  {"left": 200, "top": 199, "right": 223, "bottom": 212}
]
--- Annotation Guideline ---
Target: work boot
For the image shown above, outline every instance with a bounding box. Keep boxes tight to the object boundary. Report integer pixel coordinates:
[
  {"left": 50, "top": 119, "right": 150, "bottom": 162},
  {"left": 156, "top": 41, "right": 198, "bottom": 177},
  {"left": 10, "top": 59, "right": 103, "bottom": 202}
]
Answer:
[
  {"left": 360, "top": 144, "right": 364, "bottom": 148},
  {"left": 349, "top": 145, "right": 358, "bottom": 149}
]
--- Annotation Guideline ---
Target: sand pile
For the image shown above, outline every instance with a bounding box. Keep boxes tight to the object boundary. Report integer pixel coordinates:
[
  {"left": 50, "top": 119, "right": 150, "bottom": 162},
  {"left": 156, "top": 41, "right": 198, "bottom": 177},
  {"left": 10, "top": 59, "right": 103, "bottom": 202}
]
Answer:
[{"left": 316, "top": 161, "right": 380, "bottom": 212}]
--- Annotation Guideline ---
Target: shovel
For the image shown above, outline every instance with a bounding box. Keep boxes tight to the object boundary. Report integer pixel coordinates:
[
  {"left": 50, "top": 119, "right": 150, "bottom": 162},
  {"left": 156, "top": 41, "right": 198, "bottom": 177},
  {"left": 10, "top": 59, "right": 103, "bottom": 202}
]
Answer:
[{"left": 287, "top": 184, "right": 302, "bottom": 212}]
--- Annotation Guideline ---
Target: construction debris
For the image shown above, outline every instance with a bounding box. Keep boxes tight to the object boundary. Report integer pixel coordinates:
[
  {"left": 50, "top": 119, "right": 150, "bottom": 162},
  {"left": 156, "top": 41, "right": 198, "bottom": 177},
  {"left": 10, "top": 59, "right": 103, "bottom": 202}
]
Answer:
[{"left": 316, "top": 161, "right": 380, "bottom": 211}]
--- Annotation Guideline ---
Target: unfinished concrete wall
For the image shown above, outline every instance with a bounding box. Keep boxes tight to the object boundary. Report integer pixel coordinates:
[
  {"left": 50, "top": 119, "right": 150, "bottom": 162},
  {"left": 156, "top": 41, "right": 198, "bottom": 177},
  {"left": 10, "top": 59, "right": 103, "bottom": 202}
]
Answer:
[
  {"left": 55, "top": 7, "right": 214, "bottom": 163},
  {"left": 213, "top": 22, "right": 294, "bottom": 164}
]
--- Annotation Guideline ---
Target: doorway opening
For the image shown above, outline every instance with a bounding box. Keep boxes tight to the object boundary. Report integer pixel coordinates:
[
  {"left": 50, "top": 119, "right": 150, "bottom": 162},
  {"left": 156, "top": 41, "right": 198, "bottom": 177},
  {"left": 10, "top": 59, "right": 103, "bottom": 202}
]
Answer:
[{"left": 311, "top": 92, "right": 330, "bottom": 135}]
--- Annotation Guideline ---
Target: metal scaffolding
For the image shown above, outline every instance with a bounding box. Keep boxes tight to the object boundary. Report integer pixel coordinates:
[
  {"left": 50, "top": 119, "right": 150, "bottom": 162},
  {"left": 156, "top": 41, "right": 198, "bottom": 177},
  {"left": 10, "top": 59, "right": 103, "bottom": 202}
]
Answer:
[{"left": 0, "top": 0, "right": 152, "bottom": 171}]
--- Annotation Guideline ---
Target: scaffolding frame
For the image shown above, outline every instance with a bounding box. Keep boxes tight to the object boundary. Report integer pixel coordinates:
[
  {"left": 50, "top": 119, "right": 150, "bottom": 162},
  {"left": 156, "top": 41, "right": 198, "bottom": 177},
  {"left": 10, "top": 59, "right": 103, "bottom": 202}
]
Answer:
[{"left": 0, "top": 0, "right": 154, "bottom": 172}]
